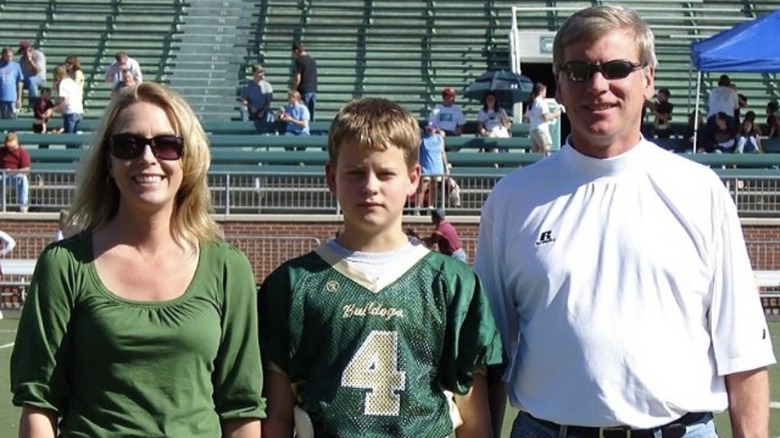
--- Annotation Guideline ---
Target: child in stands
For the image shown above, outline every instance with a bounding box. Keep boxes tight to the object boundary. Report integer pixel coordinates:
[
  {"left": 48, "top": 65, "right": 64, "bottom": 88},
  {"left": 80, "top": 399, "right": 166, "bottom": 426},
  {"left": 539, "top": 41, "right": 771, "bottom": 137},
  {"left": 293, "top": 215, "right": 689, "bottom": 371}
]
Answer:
[
  {"left": 32, "top": 87, "right": 54, "bottom": 134},
  {"left": 259, "top": 97, "right": 503, "bottom": 438}
]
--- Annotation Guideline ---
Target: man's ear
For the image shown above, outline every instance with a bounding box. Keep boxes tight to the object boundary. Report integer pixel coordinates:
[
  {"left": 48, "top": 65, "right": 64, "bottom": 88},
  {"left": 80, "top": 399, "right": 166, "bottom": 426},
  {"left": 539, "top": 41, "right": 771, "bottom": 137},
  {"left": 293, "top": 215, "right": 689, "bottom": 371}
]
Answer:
[{"left": 643, "top": 66, "right": 656, "bottom": 101}]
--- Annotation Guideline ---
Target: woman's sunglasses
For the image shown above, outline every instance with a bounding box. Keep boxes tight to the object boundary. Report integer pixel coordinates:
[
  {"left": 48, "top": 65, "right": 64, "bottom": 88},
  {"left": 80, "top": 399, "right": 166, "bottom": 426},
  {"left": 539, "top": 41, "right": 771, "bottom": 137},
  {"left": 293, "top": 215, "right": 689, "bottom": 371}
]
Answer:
[
  {"left": 109, "top": 134, "right": 185, "bottom": 161},
  {"left": 558, "top": 60, "right": 645, "bottom": 83}
]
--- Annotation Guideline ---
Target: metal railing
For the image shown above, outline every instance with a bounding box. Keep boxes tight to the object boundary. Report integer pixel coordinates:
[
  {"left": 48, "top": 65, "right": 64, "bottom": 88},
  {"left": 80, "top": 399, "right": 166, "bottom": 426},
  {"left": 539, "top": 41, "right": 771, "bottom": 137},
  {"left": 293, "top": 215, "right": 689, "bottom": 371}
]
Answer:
[{"left": 1, "top": 169, "right": 779, "bottom": 217}]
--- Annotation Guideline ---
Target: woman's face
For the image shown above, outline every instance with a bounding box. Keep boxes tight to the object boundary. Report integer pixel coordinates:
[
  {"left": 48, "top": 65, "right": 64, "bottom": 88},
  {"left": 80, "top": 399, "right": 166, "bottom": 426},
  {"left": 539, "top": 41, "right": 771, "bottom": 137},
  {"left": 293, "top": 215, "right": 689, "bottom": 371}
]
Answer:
[
  {"left": 485, "top": 94, "right": 496, "bottom": 107},
  {"left": 108, "top": 101, "right": 184, "bottom": 216}
]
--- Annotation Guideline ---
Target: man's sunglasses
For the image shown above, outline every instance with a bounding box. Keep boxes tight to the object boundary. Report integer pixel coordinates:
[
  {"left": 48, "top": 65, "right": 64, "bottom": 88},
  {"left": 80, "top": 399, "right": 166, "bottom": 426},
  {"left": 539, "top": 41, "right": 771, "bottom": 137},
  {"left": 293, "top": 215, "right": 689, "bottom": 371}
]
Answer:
[
  {"left": 108, "top": 134, "right": 185, "bottom": 161},
  {"left": 558, "top": 60, "right": 645, "bottom": 83}
]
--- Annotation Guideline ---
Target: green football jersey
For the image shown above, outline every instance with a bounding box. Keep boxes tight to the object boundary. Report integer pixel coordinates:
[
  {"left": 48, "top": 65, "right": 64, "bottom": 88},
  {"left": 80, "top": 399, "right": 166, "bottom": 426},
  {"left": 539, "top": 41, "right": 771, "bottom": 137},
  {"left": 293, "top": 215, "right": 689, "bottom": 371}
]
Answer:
[{"left": 259, "top": 242, "right": 503, "bottom": 437}]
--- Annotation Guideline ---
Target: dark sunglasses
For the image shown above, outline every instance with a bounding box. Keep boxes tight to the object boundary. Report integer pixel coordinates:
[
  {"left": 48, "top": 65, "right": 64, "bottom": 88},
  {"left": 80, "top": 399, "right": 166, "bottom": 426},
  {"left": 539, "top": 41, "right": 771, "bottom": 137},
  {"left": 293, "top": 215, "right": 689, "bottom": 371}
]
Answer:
[
  {"left": 109, "top": 134, "right": 185, "bottom": 160},
  {"left": 559, "top": 60, "right": 645, "bottom": 83}
]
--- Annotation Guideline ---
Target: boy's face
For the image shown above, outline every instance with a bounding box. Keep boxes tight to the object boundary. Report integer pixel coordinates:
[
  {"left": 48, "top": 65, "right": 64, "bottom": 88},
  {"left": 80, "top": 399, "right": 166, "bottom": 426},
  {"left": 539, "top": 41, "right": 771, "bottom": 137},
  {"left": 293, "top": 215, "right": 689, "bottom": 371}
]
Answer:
[{"left": 326, "top": 141, "right": 420, "bottom": 242}]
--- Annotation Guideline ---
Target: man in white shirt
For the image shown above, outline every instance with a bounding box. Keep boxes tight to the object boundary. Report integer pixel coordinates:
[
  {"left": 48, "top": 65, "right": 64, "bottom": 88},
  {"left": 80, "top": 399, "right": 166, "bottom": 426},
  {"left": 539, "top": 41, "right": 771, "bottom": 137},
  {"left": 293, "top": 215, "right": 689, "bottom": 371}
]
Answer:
[
  {"left": 474, "top": 5, "right": 774, "bottom": 438},
  {"left": 427, "top": 87, "right": 466, "bottom": 136},
  {"left": 704, "top": 75, "right": 739, "bottom": 152},
  {"left": 104, "top": 51, "right": 143, "bottom": 86}
]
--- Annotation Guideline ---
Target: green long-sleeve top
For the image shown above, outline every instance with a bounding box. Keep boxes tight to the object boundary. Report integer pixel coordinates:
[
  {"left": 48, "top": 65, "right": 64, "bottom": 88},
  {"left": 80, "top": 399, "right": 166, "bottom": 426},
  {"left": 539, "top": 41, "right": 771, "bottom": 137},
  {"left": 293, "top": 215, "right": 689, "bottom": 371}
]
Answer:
[{"left": 10, "top": 232, "right": 266, "bottom": 437}]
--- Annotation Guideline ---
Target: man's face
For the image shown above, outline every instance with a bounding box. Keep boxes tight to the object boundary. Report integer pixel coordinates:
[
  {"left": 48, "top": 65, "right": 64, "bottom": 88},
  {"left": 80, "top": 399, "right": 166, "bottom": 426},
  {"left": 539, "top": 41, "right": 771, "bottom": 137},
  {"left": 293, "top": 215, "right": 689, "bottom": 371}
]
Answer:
[
  {"left": 117, "top": 55, "right": 128, "bottom": 66},
  {"left": 2, "top": 51, "right": 13, "bottom": 62},
  {"left": 555, "top": 29, "right": 655, "bottom": 158}
]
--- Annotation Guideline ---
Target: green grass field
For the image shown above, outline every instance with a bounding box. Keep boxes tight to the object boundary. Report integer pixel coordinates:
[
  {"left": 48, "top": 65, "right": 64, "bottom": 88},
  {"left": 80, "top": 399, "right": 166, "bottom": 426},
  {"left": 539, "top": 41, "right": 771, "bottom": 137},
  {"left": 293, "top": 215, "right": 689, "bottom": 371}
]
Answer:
[{"left": 1, "top": 313, "right": 778, "bottom": 436}]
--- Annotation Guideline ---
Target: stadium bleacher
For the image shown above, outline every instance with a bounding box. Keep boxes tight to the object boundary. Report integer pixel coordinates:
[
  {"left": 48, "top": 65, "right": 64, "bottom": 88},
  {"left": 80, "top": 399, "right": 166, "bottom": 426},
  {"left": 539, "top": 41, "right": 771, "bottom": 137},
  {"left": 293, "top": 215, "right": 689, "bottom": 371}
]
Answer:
[{"left": 0, "top": 0, "right": 777, "bottom": 318}]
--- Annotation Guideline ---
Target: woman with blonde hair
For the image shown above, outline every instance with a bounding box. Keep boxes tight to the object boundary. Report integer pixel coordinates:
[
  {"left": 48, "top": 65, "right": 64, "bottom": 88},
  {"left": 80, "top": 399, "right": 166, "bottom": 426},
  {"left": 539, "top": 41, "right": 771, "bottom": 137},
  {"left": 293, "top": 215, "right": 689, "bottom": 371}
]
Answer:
[
  {"left": 11, "top": 82, "right": 265, "bottom": 437},
  {"left": 64, "top": 55, "right": 84, "bottom": 90}
]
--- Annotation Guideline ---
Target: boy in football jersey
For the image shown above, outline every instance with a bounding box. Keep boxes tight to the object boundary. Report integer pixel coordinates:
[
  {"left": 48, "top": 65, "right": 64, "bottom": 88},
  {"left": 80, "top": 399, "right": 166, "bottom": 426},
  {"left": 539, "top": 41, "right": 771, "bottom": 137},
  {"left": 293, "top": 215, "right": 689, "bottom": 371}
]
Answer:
[{"left": 259, "top": 97, "right": 503, "bottom": 438}]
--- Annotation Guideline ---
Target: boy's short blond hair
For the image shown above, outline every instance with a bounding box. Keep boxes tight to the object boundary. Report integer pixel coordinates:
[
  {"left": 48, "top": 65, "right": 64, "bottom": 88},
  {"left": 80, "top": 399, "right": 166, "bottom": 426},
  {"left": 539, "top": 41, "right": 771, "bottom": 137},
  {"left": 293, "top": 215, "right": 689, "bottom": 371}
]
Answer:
[{"left": 327, "top": 98, "right": 420, "bottom": 168}]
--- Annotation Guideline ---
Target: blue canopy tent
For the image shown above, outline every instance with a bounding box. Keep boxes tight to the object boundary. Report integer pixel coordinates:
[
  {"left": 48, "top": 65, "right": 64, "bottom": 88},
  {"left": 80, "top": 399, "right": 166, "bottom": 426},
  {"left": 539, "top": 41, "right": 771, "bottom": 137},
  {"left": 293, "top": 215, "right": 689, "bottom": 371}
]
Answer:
[{"left": 689, "top": 10, "right": 780, "bottom": 151}]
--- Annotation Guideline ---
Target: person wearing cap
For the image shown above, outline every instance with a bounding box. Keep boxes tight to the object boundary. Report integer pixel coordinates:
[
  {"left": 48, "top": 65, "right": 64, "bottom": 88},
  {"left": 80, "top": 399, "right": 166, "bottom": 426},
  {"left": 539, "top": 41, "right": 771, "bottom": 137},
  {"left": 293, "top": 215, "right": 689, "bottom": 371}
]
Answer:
[
  {"left": 104, "top": 51, "right": 143, "bottom": 86},
  {"left": 422, "top": 208, "right": 467, "bottom": 263},
  {"left": 0, "top": 47, "right": 24, "bottom": 119},
  {"left": 238, "top": 64, "right": 274, "bottom": 123},
  {"left": 0, "top": 131, "right": 31, "bottom": 212},
  {"left": 428, "top": 87, "right": 466, "bottom": 150},
  {"left": 18, "top": 40, "right": 46, "bottom": 110}
]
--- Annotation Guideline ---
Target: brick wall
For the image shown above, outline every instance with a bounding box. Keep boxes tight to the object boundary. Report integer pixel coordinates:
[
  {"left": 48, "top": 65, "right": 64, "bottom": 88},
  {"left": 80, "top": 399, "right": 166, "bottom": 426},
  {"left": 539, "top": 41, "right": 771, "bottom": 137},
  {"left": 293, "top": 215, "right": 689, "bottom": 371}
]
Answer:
[{"left": 1, "top": 218, "right": 778, "bottom": 282}]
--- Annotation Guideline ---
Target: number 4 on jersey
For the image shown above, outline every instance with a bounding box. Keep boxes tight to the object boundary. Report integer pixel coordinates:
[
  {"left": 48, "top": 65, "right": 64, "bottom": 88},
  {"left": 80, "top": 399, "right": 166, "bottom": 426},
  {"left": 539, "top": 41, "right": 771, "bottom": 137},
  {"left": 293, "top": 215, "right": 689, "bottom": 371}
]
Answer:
[{"left": 341, "top": 330, "right": 406, "bottom": 416}]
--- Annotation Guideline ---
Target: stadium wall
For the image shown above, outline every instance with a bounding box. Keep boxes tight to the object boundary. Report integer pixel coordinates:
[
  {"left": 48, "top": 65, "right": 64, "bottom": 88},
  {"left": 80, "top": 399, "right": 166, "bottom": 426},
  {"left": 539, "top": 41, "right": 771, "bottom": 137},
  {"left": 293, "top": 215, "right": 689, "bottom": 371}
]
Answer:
[{"left": 0, "top": 217, "right": 778, "bottom": 282}]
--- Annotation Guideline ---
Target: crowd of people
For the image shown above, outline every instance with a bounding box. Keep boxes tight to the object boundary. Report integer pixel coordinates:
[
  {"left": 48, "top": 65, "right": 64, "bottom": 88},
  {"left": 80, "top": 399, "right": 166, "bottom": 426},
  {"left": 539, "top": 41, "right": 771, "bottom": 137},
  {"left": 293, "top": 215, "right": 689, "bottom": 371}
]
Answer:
[
  {"left": 643, "top": 74, "right": 780, "bottom": 153},
  {"left": 5, "top": 6, "right": 774, "bottom": 438}
]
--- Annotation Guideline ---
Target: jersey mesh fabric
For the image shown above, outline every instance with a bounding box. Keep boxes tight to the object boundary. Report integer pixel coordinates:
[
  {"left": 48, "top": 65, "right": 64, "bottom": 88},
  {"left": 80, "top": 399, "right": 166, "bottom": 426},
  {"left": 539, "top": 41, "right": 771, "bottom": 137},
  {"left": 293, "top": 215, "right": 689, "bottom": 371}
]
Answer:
[{"left": 260, "top": 244, "right": 502, "bottom": 437}]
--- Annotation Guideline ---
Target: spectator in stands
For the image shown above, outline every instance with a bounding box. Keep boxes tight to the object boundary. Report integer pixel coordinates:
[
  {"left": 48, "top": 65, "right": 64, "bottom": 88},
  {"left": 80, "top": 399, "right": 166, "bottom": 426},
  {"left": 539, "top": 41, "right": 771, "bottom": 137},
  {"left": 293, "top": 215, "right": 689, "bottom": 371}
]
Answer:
[
  {"left": 736, "top": 114, "right": 763, "bottom": 154},
  {"left": 238, "top": 64, "right": 273, "bottom": 122},
  {"left": 32, "top": 87, "right": 54, "bottom": 134},
  {"left": 0, "top": 47, "right": 24, "bottom": 119},
  {"left": 17, "top": 40, "right": 46, "bottom": 111},
  {"left": 111, "top": 68, "right": 139, "bottom": 99},
  {"left": 45, "top": 65, "right": 84, "bottom": 148},
  {"left": 276, "top": 90, "right": 310, "bottom": 149},
  {"left": 735, "top": 91, "right": 748, "bottom": 126},
  {"left": 10, "top": 82, "right": 265, "bottom": 437},
  {"left": 652, "top": 87, "right": 673, "bottom": 139},
  {"left": 428, "top": 87, "right": 466, "bottom": 139},
  {"left": 475, "top": 5, "right": 774, "bottom": 438},
  {"left": 292, "top": 42, "right": 318, "bottom": 121},
  {"left": 422, "top": 207, "right": 467, "bottom": 263},
  {"left": 705, "top": 74, "right": 738, "bottom": 149},
  {"left": 680, "top": 110, "right": 704, "bottom": 153},
  {"left": 417, "top": 121, "right": 448, "bottom": 209},
  {"left": 259, "top": 97, "right": 501, "bottom": 438},
  {"left": 65, "top": 55, "right": 85, "bottom": 91},
  {"left": 766, "top": 100, "right": 779, "bottom": 140},
  {"left": 524, "top": 82, "right": 562, "bottom": 155},
  {"left": 104, "top": 51, "right": 143, "bottom": 86},
  {"left": 478, "top": 91, "right": 512, "bottom": 153},
  {"left": 0, "top": 132, "right": 30, "bottom": 212},
  {"left": 712, "top": 111, "right": 738, "bottom": 153}
]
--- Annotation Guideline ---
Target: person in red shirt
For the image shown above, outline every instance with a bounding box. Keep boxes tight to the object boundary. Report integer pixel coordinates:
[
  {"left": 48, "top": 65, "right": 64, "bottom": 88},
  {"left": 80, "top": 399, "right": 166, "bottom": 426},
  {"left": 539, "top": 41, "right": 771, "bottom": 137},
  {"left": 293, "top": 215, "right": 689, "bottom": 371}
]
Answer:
[
  {"left": 0, "top": 131, "right": 31, "bottom": 212},
  {"left": 423, "top": 208, "right": 467, "bottom": 263}
]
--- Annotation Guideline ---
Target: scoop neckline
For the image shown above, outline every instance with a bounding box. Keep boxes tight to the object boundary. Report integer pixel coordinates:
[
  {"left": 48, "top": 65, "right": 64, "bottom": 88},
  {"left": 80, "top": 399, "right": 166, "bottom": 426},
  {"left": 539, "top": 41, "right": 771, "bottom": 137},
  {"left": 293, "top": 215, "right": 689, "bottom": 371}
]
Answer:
[{"left": 85, "top": 232, "right": 204, "bottom": 307}]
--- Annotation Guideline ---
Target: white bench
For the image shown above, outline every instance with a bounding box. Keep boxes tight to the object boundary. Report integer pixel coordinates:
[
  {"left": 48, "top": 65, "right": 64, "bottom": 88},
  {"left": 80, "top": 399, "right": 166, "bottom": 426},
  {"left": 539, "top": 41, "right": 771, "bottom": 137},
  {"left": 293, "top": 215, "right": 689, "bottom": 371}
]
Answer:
[
  {"left": 0, "top": 258, "right": 37, "bottom": 276},
  {"left": 756, "top": 271, "right": 780, "bottom": 289}
]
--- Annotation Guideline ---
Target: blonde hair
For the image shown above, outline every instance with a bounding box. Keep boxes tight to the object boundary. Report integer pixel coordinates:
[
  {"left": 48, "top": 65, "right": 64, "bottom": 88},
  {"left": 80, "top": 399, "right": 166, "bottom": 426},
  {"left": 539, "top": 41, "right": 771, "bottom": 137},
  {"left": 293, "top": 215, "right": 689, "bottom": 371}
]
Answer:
[
  {"left": 287, "top": 90, "right": 301, "bottom": 101},
  {"left": 552, "top": 5, "right": 657, "bottom": 74},
  {"left": 68, "top": 82, "right": 222, "bottom": 245},
  {"left": 53, "top": 64, "right": 69, "bottom": 82},
  {"left": 327, "top": 97, "right": 420, "bottom": 168}
]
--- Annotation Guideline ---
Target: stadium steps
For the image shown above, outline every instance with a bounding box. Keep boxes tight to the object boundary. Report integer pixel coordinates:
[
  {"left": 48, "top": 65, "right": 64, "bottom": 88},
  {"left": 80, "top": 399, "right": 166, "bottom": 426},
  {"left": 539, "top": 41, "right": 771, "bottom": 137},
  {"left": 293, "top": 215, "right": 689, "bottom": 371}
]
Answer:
[{"left": 168, "top": 0, "right": 260, "bottom": 120}]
